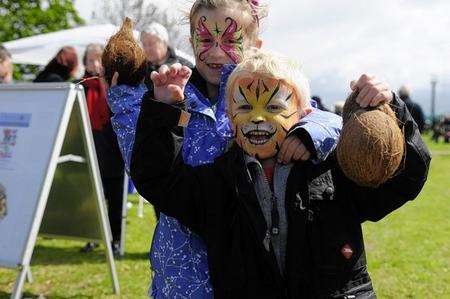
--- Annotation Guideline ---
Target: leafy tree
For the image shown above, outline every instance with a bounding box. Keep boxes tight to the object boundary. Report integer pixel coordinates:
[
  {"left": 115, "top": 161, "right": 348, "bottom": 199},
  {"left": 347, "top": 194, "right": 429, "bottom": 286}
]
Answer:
[{"left": 0, "top": 0, "right": 84, "bottom": 80}]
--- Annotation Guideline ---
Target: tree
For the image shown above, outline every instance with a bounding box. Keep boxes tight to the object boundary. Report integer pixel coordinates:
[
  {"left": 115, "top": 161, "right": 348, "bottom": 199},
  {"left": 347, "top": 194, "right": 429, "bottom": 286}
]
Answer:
[
  {"left": 0, "top": 0, "right": 84, "bottom": 79},
  {"left": 93, "top": 0, "right": 184, "bottom": 49}
]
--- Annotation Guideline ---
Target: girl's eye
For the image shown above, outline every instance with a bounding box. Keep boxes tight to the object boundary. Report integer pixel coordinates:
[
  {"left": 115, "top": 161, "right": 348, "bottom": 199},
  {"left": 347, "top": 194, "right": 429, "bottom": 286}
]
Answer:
[
  {"left": 238, "top": 104, "right": 252, "bottom": 110},
  {"left": 225, "top": 39, "right": 238, "bottom": 44}
]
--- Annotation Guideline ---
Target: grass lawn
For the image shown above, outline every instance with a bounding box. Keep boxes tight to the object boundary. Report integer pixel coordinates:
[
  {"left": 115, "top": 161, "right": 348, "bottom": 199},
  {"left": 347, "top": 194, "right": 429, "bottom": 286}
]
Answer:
[{"left": 0, "top": 136, "right": 449, "bottom": 298}]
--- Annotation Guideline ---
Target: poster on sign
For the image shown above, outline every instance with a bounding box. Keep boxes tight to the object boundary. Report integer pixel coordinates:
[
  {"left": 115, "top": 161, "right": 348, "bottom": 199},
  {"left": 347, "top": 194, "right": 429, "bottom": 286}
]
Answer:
[{"left": 0, "top": 83, "right": 119, "bottom": 299}]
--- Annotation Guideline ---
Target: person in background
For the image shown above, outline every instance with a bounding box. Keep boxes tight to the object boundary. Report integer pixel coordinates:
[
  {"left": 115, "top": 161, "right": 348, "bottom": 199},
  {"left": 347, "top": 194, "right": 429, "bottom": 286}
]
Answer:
[
  {"left": 79, "top": 44, "right": 125, "bottom": 257},
  {"left": 398, "top": 85, "right": 425, "bottom": 133},
  {"left": 34, "top": 46, "right": 78, "bottom": 82},
  {"left": 0, "top": 45, "right": 13, "bottom": 84},
  {"left": 311, "top": 95, "right": 330, "bottom": 112},
  {"left": 140, "top": 22, "right": 193, "bottom": 74},
  {"left": 140, "top": 22, "right": 193, "bottom": 219}
]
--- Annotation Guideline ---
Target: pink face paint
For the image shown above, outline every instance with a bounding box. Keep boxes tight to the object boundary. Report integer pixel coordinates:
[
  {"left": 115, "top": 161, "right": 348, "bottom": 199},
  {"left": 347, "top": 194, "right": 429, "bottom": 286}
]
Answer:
[
  {"left": 193, "top": 16, "right": 244, "bottom": 64},
  {"left": 220, "top": 17, "right": 243, "bottom": 63},
  {"left": 194, "top": 16, "right": 214, "bottom": 62}
]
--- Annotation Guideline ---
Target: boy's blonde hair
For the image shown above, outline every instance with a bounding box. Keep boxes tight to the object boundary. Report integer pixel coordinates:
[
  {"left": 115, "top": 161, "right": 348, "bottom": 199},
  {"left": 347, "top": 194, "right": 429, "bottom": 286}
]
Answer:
[
  {"left": 188, "top": 0, "right": 268, "bottom": 42},
  {"left": 226, "top": 48, "right": 311, "bottom": 109}
]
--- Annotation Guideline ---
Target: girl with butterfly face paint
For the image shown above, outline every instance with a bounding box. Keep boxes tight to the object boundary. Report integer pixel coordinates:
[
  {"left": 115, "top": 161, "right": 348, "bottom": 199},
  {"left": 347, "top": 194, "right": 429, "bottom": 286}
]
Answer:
[{"left": 191, "top": 8, "right": 247, "bottom": 86}]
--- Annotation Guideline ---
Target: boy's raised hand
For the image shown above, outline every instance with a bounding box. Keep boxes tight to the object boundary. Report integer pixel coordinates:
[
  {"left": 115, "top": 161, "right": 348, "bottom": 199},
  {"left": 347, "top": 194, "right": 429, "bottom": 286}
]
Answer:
[
  {"left": 278, "top": 136, "right": 311, "bottom": 164},
  {"left": 151, "top": 63, "right": 192, "bottom": 104},
  {"left": 350, "top": 74, "right": 393, "bottom": 108}
]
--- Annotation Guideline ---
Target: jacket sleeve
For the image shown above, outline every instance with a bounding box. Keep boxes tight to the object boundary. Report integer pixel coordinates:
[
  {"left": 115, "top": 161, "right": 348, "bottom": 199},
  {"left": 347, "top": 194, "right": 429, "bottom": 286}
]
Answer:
[
  {"left": 129, "top": 96, "right": 218, "bottom": 237},
  {"left": 107, "top": 83, "right": 147, "bottom": 171},
  {"left": 289, "top": 108, "right": 342, "bottom": 162},
  {"left": 351, "top": 94, "right": 431, "bottom": 222}
]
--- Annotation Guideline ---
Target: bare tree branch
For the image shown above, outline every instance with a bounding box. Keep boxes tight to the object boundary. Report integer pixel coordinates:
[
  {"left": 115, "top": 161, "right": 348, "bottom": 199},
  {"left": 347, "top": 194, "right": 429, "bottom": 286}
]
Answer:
[{"left": 93, "top": 0, "right": 184, "bottom": 48}]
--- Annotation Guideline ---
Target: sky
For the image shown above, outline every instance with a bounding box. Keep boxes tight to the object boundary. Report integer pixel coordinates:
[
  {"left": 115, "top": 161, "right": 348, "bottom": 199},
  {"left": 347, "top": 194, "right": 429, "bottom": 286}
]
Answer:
[{"left": 75, "top": 0, "right": 450, "bottom": 116}]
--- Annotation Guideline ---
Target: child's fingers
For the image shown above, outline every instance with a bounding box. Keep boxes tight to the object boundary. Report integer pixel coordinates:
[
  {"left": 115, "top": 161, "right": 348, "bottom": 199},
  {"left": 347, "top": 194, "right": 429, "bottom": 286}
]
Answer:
[
  {"left": 180, "top": 66, "right": 192, "bottom": 79},
  {"left": 370, "top": 91, "right": 392, "bottom": 107},
  {"left": 360, "top": 86, "right": 381, "bottom": 108},
  {"left": 285, "top": 139, "right": 306, "bottom": 163},
  {"left": 359, "top": 82, "right": 388, "bottom": 107},
  {"left": 278, "top": 136, "right": 299, "bottom": 164},
  {"left": 299, "top": 150, "right": 311, "bottom": 161},
  {"left": 169, "top": 63, "right": 182, "bottom": 78},
  {"left": 168, "top": 84, "right": 185, "bottom": 101},
  {"left": 150, "top": 71, "right": 162, "bottom": 86},
  {"left": 277, "top": 138, "right": 292, "bottom": 163},
  {"left": 355, "top": 84, "right": 373, "bottom": 107},
  {"left": 158, "top": 65, "right": 169, "bottom": 84},
  {"left": 352, "top": 74, "right": 375, "bottom": 94}
]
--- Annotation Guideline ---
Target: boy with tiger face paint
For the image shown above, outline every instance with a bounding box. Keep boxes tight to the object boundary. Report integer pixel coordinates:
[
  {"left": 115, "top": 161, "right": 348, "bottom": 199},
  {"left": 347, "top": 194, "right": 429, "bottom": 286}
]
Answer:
[
  {"left": 226, "top": 50, "right": 312, "bottom": 160},
  {"left": 129, "top": 48, "right": 430, "bottom": 298}
]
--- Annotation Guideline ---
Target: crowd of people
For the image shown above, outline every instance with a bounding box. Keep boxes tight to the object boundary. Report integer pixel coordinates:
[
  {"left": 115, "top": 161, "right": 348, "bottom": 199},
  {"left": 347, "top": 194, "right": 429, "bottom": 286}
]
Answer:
[{"left": 0, "top": 0, "right": 434, "bottom": 298}]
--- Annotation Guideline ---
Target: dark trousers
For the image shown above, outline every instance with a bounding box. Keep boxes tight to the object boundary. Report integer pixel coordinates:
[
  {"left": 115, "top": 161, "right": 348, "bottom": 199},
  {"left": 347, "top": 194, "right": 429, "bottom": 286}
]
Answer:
[{"left": 102, "top": 175, "right": 124, "bottom": 243}]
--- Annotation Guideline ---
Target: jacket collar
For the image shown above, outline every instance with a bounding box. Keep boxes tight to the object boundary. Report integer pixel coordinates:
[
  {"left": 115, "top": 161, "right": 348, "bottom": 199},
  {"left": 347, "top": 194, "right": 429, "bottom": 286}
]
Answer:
[{"left": 184, "top": 64, "right": 236, "bottom": 121}]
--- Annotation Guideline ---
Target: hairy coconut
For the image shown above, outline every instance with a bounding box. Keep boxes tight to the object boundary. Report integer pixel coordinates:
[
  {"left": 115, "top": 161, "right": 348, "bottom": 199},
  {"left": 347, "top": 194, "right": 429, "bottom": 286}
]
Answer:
[
  {"left": 102, "top": 17, "right": 147, "bottom": 86},
  {"left": 337, "top": 91, "right": 405, "bottom": 187}
]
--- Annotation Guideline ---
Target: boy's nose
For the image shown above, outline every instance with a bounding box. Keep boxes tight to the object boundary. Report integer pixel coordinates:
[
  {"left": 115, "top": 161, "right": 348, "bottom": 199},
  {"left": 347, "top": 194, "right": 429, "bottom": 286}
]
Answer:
[{"left": 251, "top": 116, "right": 266, "bottom": 124}]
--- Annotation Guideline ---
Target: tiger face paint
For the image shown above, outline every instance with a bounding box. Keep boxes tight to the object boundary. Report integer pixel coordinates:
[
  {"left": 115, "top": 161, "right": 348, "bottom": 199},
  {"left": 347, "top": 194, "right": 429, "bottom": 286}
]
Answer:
[{"left": 228, "top": 75, "right": 302, "bottom": 159}]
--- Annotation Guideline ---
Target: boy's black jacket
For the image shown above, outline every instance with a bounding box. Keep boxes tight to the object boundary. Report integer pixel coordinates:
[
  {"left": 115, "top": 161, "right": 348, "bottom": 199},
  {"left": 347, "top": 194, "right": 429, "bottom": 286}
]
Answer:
[{"left": 130, "top": 94, "right": 431, "bottom": 299}]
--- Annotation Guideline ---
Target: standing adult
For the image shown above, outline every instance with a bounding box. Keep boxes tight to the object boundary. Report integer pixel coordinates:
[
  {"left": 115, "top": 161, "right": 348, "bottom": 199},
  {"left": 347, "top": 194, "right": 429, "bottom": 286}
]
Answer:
[
  {"left": 398, "top": 85, "right": 425, "bottom": 133},
  {"left": 34, "top": 46, "right": 78, "bottom": 82},
  {"left": 139, "top": 22, "right": 193, "bottom": 219},
  {"left": 0, "top": 45, "right": 13, "bottom": 84},
  {"left": 80, "top": 44, "right": 125, "bottom": 257}
]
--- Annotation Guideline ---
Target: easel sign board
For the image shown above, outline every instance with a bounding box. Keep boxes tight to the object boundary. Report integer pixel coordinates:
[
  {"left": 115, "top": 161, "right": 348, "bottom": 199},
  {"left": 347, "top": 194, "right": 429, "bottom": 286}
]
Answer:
[
  {"left": 0, "top": 83, "right": 119, "bottom": 297},
  {"left": 39, "top": 96, "right": 103, "bottom": 241},
  {"left": 0, "top": 84, "right": 69, "bottom": 268}
]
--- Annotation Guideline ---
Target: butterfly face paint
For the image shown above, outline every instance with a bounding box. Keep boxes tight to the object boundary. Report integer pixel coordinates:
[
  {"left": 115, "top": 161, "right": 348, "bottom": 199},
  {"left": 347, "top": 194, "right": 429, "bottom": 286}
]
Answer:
[
  {"left": 228, "top": 75, "right": 302, "bottom": 159},
  {"left": 193, "top": 16, "right": 244, "bottom": 64}
]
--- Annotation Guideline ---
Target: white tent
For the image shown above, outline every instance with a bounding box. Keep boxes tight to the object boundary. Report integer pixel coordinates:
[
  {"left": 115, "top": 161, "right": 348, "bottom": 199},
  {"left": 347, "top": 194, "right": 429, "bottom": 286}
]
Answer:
[{"left": 3, "top": 24, "right": 193, "bottom": 69}]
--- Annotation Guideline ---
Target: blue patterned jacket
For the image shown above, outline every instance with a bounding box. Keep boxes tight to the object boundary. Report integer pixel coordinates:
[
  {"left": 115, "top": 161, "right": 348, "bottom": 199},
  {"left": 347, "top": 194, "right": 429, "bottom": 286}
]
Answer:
[{"left": 107, "top": 65, "right": 342, "bottom": 298}]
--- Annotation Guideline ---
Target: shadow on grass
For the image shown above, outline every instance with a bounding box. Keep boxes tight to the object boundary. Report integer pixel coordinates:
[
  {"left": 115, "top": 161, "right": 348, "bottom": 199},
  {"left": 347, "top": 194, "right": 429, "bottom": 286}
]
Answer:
[{"left": 31, "top": 245, "right": 148, "bottom": 266}]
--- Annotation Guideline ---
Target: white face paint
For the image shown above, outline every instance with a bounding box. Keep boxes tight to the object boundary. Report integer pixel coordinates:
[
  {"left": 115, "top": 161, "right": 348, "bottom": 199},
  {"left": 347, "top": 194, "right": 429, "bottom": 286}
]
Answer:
[{"left": 228, "top": 74, "right": 303, "bottom": 159}]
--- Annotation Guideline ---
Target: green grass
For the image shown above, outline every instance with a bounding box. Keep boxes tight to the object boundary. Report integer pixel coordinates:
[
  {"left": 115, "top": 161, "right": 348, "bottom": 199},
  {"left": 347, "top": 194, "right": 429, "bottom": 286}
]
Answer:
[
  {"left": 1, "top": 138, "right": 449, "bottom": 298},
  {"left": 364, "top": 153, "right": 450, "bottom": 298},
  {"left": 0, "top": 195, "right": 157, "bottom": 299}
]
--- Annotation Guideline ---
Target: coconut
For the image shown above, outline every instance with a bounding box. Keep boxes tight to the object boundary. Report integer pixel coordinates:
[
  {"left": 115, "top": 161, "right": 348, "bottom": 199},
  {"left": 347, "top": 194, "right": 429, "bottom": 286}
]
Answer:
[
  {"left": 336, "top": 91, "right": 405, "bottom": 187},
  {"left": 102, "top": 17, "right": 147, "bottom": 86}
]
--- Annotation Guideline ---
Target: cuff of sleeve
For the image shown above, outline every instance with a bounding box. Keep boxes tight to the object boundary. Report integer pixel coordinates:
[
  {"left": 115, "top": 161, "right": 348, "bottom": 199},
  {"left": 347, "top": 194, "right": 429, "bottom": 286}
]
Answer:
[{"left": 140, "top": 95, "right": 184, "bottom": 128}]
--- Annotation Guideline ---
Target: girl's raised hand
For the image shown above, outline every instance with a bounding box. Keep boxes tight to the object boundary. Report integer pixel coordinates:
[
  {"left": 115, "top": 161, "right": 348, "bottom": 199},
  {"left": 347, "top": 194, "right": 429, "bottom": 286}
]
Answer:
[{"left": 150, "top": 63, "right": 192, "bottom": 104}]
